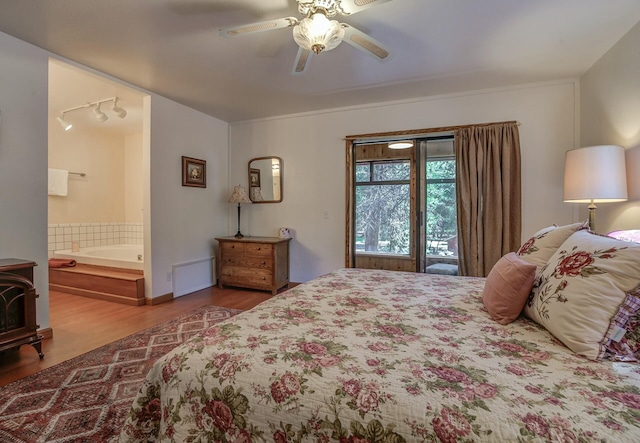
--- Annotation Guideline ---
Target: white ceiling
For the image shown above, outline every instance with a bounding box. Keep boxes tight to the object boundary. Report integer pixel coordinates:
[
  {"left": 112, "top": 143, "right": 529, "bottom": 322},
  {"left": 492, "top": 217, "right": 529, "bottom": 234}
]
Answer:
[{"left": 2, "top": 0, "right": 640, "bottom": 124}]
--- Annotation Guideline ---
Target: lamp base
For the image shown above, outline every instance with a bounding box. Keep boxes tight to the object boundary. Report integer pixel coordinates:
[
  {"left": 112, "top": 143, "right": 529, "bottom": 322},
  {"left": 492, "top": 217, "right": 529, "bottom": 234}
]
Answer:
[
  {"left": 234, "top": 203, "right": 245, "bottom": 239},
  {"left": 588, "top": 200, "right": 597, "bottom": 233}
]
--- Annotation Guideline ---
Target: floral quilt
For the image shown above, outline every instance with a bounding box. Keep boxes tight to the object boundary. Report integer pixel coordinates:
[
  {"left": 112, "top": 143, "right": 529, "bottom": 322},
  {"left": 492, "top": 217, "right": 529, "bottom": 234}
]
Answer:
[{"left": 118, "top": 269, "right": 640, "bottom": 442}]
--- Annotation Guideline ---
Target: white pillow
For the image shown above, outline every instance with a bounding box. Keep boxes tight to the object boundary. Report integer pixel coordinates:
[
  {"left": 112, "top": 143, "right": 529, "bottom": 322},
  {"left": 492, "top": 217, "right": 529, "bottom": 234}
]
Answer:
[
  {"left": 524, "top": 230, "right": 640, "bottom": 360},
  {"left": 516, "top": 221, "right": 588, "bottom": 268}
]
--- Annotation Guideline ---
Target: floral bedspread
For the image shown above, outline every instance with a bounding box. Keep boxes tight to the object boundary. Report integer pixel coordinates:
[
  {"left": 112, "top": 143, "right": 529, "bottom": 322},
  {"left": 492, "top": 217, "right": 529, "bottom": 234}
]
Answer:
[{"left": 118, "top": 269, "right": 640, "bottom": 442}]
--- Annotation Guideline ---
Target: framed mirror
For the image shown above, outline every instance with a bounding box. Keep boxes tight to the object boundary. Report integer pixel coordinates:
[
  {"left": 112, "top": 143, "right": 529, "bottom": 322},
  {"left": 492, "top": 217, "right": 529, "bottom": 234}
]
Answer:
[{"left": 248, "top": 156, "right": 283, "bottom": 203}]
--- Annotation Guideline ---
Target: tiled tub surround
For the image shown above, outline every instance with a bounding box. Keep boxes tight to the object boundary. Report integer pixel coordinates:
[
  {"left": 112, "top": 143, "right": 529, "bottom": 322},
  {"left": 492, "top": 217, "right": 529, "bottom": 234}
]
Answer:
[{"left": 48, "top": 223, "right": 143, "bottom": 257}]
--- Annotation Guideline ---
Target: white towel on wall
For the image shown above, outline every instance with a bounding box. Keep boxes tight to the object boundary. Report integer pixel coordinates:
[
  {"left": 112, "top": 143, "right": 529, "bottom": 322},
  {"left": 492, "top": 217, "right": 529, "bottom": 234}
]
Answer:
[{"left": 48, "top": 168, "right": 69, "bottom": 196}]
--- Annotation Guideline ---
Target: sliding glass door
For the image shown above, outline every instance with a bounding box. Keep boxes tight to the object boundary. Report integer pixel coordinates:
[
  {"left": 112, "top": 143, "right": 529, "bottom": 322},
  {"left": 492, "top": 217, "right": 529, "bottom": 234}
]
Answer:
[
  {"left": 352, "top": 143, "right": 416, "bottom": 272},
  {"left": 420, "top": 138, "right": 458, "bottom": 272},
  {"left": 347, "top": 135, "right": 458, "bottom": 273}
]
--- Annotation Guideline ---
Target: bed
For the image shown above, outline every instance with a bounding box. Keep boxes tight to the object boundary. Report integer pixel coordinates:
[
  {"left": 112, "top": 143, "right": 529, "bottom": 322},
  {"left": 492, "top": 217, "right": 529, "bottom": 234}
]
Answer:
[{"left": 119, "top": 260, "right": 640, "bottom": 442}]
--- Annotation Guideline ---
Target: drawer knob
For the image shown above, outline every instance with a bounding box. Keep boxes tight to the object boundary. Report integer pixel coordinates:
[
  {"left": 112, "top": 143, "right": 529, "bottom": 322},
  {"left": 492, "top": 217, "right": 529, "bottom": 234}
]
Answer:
[{"left": 257, "top": 247, "right": 261, "bottom": 250}]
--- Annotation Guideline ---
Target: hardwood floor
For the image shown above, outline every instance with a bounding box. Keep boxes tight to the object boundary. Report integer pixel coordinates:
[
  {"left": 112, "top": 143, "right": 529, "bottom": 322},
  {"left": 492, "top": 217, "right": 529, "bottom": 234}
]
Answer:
[{"left": 0, "top": 285, "right": 275, "bottom": 387}]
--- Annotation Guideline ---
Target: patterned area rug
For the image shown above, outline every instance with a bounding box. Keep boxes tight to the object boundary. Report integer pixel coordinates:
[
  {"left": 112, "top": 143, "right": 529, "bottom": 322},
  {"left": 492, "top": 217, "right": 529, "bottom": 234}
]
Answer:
[{"left": 0, "top": 305, "right": 240, "bottom": 443}]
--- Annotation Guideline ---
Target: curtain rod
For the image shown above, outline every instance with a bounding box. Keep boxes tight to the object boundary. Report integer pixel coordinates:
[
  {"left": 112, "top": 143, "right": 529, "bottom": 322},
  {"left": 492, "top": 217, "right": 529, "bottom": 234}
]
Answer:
[{"left": 344, "top": 120, "right": 521, "bottom": 141}]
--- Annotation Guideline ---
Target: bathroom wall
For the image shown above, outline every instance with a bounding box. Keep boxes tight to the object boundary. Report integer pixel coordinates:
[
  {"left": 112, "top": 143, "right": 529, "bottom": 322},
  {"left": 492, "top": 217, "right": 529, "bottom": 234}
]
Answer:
[
  {"left": 48, "top": 107, "right": 144, "bottom": 255},
  {"left": 48, "top": 119, "right": 127, "bottom": 223}
]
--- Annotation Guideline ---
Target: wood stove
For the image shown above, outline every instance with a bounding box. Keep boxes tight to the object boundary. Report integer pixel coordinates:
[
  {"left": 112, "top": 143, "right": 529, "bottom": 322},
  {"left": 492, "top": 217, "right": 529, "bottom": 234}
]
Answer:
[{"left": 0, "top": 259, "right": 43, "bottom": 358}]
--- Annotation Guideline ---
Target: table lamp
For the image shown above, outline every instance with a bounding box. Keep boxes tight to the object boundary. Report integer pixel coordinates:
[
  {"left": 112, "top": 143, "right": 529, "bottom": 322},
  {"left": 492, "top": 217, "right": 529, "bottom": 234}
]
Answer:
[{"left": 229, "top": 185, "right": 252, "bottom": 238}]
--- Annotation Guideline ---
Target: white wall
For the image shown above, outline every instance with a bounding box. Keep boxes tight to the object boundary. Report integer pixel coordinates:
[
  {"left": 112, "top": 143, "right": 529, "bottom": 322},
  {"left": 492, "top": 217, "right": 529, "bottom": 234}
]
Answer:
[
  {"left": 1, "top": 30, "right": 231, "bottom": 331},
  {"left": 147, "top": 95, "right": 229, "bottom": 298},
  {"left": 0, "top": 32, "right": 50, "bottom": 328},
  {"left": 48, "top": 121, "right": 127, "bottom": 223},
  {"left": 124, "top": 133, "right": 143, "bottom": 223},
  {"left": 581, "top": 21, "right": 640, "bottom": 232},
  {"left": 230, "top": 81, "right": 578, "bottom": 283}
]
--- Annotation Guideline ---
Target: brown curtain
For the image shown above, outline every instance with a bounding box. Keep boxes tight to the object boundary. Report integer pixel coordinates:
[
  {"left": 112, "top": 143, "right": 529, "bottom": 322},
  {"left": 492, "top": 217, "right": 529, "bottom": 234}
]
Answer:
[{"left": 455, "top": 123, "right": 521, "bottom": 277}]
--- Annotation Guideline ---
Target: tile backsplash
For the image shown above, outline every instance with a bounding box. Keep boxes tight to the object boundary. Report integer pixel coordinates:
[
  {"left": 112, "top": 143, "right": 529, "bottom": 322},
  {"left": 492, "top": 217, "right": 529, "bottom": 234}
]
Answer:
[{"left": 48, "top": 222, "right": 143, "bottom": 256}]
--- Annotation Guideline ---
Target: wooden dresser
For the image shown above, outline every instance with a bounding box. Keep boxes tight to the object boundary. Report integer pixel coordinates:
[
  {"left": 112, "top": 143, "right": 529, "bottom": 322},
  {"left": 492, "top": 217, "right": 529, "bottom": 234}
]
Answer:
[{"left": 216, "top": 236, "right": 291, "bottom": 295}]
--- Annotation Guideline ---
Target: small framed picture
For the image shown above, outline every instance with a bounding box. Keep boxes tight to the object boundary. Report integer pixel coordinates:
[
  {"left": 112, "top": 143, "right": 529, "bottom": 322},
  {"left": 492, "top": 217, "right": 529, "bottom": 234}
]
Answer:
[
  {"left": 182, "top": 156, "right": 206, "bottom": 188},
  {"left": 249, "top": 168, "right": 261, "bottom": 188}
]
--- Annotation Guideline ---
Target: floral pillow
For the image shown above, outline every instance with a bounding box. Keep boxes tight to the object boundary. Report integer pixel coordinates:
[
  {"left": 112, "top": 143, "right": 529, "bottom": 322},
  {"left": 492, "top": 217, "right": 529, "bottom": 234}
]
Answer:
[
  {"left": 516, "top": 221, "right": 588, "bottom": 268},
  {"left": 524, "top": 229, "right": 640, "bottom": 360}
]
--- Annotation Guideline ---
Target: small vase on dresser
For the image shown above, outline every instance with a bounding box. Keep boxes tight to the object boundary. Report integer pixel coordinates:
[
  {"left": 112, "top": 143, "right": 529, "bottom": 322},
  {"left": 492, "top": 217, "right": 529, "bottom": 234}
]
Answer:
[{"left": 216, "top": 236, "right": 291, "bottom": 295}]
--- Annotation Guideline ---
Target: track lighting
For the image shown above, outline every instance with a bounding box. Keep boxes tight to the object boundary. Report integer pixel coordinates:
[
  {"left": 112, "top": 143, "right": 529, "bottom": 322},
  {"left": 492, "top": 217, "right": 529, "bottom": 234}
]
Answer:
[
  {"left": 93, "top": 104, "right": 108, "bottom": 122},
  {"left": 56, "top": 115, "right": 72, "bottom": 131},
  {"left": 111, "top": 99, "right": 127, "bottom": 119},
  {"left": 58, "top": 97, "right": 127, "bottom": 130}
]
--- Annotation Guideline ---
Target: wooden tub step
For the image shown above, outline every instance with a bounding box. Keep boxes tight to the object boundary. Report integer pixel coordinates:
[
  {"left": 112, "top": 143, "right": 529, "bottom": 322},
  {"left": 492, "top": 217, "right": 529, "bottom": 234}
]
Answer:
[{"left": 49, "top": 264, "right": 145, "bottom": 306}]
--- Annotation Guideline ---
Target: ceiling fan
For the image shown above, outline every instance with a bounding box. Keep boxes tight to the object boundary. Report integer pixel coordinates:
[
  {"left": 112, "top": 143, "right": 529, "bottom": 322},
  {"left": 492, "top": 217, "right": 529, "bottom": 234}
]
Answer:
[{"left": 219, "top": 0, "right": 393, "bottom": 74}]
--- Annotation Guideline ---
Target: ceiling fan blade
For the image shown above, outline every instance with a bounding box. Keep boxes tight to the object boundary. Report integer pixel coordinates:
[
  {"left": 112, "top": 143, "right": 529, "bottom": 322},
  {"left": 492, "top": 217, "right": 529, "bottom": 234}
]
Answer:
[
  {"left": 341, "top": 24, "right": 392, "bottom": 61},
  {"left": 337, "top": 0, "right": 393, "bottom": 15},
  {"left": 292, "top": 47, "right": 312, "bottom": 75},
  {"left": 219, "top": 17, "right": 298, "bottom": 38}
]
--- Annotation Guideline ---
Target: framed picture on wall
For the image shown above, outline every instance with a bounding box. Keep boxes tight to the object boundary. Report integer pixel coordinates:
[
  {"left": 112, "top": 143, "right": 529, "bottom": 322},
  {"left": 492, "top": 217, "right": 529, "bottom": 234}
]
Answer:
[
  {"left": 249, "top": 168, "right": 261, "bottom": 188},
  {"left": 182, "top": 156, "right": 206, "bottom": 188}
]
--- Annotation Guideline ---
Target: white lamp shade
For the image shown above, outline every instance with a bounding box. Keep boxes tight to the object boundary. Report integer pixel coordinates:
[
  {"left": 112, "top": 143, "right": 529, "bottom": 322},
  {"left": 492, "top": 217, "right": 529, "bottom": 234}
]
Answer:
[{"left": 563, "top": 145, "right": 628, "bottom": 203}]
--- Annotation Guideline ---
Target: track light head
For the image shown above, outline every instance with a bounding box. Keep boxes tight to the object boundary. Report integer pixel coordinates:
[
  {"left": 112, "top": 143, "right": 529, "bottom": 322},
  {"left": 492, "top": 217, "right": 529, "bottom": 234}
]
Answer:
[
  {"left": 111, "top": 99, "right": 127, "bottom": 119},
  {"left": 93, "top": 104, "right": 108, "bottom": 122},
  {"left": 57, "top": 115, "right": 72, "bottom": 131}
]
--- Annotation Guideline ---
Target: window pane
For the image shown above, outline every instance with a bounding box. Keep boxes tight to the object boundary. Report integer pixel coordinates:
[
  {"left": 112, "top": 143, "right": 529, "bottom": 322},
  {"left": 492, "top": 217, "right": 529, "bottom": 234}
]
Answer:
[
  {"left": 355, "top": 163, "right": 370, "bottom": 182},
  {"left": 355, "top": 184, "right": 410, "bottom": 254},
  {"left": 425, "top": 182, "right": 457, "bottom": 256},
  {"left": 373, "top": 161, "right": 410, "bottom": 181},
  {"left": 426, "top": 159, "right": 455, "bottom": 180}
]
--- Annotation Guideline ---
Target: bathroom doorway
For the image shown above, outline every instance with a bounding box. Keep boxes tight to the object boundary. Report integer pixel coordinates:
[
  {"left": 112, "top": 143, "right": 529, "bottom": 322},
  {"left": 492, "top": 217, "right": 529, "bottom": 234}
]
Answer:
[{"left": 47, "top": 59, "right": 148, "bottom": 303}]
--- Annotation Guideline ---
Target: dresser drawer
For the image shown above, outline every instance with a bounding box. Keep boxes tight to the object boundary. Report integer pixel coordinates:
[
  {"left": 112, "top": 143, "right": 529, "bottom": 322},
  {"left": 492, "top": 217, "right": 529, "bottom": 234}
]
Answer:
[
  {"left": 219, "top": 266, "right": 272, "bottom": 287},
  {"left": 220, "top": 242, "right": 247, "bottom": 254},
  {"left": 245, "top": 243, "right": 272, "bottom": 255},
  {"left": 221, "top": 255, "right": 273, "bottom": 270}
]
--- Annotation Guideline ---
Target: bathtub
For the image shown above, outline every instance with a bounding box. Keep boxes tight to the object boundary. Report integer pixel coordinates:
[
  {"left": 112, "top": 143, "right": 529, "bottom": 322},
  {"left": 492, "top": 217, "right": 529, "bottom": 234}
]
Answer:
[{"left": 54, "top": 244, "right": 144, "bottom": 270}]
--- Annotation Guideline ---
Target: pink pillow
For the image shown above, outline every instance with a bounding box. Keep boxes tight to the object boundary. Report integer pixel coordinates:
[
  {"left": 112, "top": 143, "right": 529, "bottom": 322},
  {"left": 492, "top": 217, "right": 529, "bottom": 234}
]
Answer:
[{"left": 482, "top": 252, "right": 537, "bottom": 325}]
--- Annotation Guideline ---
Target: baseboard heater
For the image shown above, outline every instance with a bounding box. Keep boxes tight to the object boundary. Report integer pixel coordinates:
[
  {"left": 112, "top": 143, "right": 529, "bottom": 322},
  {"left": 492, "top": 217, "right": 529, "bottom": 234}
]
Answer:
[{"left": 172, "top": 257, "right": 216, "bottom": 298}]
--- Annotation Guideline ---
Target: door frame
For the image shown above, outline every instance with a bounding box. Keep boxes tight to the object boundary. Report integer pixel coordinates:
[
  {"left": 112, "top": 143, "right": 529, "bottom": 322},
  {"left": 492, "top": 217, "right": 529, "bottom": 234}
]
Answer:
[
  {"left": 347, "top": 142, "right": 417, "bottom": 272},
  {"left": 345, "top": 128, "right": 455, "bottom": 271}
]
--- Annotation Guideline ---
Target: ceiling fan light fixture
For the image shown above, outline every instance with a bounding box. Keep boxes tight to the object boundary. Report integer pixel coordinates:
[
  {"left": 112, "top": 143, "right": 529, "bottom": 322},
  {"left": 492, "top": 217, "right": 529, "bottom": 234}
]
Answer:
[{"left": 293, "top": 11, "right": 345, "bottom": 54}]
